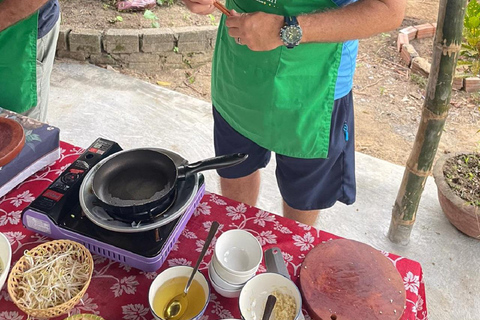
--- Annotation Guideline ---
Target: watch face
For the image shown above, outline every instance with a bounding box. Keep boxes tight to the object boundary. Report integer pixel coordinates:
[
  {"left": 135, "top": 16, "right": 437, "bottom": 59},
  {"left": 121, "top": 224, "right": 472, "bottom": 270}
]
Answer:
[{"left": 282, "top": 25, "right": 302, "bottom": 45}]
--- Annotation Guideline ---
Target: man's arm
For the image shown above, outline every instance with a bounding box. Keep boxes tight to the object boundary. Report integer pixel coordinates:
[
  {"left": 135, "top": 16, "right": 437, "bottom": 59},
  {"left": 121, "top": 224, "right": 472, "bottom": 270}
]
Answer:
[
  {"left": 0, "top": 0, "right": 50, "bottom": 32},
  {"left": 225, "top": 0, "right": 407, "bottom": 51},
  {"left": 299, "top": 0, "right": 406, "bottom": 43}
]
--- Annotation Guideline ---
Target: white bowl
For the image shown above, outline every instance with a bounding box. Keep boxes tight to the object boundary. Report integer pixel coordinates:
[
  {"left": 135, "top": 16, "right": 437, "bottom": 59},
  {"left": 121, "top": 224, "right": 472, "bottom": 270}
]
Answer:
[
  {"left": 208, "top": 264, "right": 242, "bottom": 299},
  {"left": 0, "top": 232, "right": 12, "bottom": 290},
  {"left": 148, "top": 266, "right": 210, "bottom": 320},
  {"left": 208, "top": 261, "right": 246, "bottom": 291},
  {"left": 214, "top": 229, "right": 262, "bottom": 275},
  {"left": 239, "top": 273, "right": 302, "bottom": 320},
  {"left": 212, "top": 254, "right": 255, "bottom": 285}
]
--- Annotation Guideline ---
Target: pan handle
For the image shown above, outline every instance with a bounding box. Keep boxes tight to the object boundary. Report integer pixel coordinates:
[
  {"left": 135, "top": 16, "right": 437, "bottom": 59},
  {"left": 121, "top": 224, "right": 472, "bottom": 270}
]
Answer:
[
  {"left": 178, "top": 153, "right": 248, "bottom": 179},
  {"left": 265, "top": 247, "right": 291, "bottom": 280}
]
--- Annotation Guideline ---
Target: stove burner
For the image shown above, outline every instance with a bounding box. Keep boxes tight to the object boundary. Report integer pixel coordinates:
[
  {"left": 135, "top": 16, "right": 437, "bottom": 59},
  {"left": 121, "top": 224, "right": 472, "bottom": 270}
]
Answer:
[
  {"left": 100, "top": 189, "right": 177, "bottom": 224},
  {"left": 80, "top": 148, "right": 199, "bottom": 233}
]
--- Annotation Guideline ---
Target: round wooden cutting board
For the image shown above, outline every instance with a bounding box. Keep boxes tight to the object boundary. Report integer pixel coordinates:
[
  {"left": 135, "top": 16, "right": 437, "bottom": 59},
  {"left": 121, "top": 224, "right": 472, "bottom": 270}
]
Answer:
[
  {"left": 0, "top": 118, "right": 25, "bottom": 167},
  {"left": 299, "top": 239, "right": 405, "bottom": 320}
]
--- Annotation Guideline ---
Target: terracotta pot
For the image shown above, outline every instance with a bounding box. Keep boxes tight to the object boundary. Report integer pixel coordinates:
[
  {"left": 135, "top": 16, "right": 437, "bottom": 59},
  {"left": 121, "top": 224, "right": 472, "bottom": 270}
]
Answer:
[{"left": 433, "top": 152, "right": 480, "bottom": 239}]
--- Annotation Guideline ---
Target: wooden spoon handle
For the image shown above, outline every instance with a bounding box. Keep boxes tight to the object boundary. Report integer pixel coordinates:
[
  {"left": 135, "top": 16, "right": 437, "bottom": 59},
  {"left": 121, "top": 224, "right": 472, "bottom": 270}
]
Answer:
[{"left": 214, "top": 1, "right": 231, "bottom": 17}]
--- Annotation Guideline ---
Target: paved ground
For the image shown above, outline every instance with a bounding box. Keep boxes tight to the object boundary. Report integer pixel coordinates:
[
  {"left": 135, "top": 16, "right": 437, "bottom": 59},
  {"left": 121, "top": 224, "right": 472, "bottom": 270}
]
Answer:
[{"left": 47, "top": 62, "right": 479, "bottom": 319}]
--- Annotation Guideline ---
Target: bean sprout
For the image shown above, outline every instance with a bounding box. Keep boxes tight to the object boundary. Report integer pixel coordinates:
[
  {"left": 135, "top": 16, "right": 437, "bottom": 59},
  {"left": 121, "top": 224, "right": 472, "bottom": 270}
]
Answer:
[{"left": 15, "top": 245, "right": 90, "bottom": 310}]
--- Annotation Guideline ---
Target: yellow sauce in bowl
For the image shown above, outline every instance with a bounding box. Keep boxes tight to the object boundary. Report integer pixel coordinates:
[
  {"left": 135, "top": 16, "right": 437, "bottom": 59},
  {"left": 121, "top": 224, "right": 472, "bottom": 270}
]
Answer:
[{"left": 152, "top": 276, "right": 206, "bottom": 320}]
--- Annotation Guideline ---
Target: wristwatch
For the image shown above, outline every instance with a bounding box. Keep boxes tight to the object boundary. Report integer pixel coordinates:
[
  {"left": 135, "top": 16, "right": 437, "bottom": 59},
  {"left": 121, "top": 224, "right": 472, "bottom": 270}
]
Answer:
[{"left": 280, "top": 16, "right": 302, "bottom": 49}]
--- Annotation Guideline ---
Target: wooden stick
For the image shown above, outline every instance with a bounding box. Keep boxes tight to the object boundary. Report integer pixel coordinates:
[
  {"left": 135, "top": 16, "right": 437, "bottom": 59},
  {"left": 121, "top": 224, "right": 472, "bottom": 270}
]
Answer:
[{"left": 214, "top": 1, "right": 231, "bottom": 17}]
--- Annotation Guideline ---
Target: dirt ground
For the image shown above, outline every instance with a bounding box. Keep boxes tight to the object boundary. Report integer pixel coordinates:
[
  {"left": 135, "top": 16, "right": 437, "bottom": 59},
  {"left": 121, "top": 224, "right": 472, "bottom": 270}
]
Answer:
[{"left": 59, "top": 0, "right": 480, "bottom": 166}]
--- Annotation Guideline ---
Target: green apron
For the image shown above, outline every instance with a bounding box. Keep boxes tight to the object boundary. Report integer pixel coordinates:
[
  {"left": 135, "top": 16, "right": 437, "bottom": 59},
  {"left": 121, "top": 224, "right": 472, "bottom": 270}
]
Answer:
[
  {"left": 212, "top": 0, "right": 343, "bottom": 159},
  {"left": 0, "top": 8, "right": 38, "bottom": 113}
]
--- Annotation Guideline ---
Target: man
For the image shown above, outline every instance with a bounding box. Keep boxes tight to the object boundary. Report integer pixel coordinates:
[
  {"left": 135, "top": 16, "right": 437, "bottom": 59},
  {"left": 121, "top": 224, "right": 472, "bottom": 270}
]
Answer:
[
  {"left": 0, "top": 0, "right": 60, "bottom": 122},
  {"left": 183, "top": 0, "right": 406, "bottom": 225}
]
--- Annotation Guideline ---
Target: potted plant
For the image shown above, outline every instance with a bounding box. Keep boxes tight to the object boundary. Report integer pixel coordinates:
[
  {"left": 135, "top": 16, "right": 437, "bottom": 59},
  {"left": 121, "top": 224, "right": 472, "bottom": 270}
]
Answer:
[
  {"left": 431, "top": 0, "right": 480, "bottom": 239},
  {"left": 433, "top": 150, "right": 480, "bottom": 238}
]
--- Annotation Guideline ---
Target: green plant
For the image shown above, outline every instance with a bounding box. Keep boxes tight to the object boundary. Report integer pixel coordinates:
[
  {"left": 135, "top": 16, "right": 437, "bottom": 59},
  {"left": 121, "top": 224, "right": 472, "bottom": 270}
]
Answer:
[
  {"left": 144, "top": 10, "right": 160, "bottom": 28},
  {"left": 460, "top": 0, "right": 480, "bottom": 76},
  {"left": 409, "top": 73, "right": 427, "bottom": 89},
  {"left": 108, "top": 15, "right": 123, "bottom": 24},
  {"left": 157, "top": 0, "right": 176, "bottom": 6},
  {"left": 380, "top": 32, "right": 391, "bottom": 39},
  {"left": 207, "top": 14, "right": 216, "bottom": 25},
  {"left": 185, "top": 71, "right": 195, "bottom": 84}
]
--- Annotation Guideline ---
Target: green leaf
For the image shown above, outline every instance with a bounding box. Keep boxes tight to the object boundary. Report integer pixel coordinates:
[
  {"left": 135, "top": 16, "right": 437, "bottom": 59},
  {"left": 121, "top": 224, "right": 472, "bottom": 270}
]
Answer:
[
  {"left": 152, "top": 21, "right": 160, "bottom": 28},
  {"left": 156, "top": 0, "right": 164, "bottom": 5},
  {"left": 469, "top": 16, "right": 480, "bottom": 28},
  {"left": 144, "top": 10, "right": 158, "bottom": 20},
  {"left": 457, "top": 60, "right": 473, "bottom": 66},
  {"left": 116, "top": 16, "right": 123, "bottom": 22}
]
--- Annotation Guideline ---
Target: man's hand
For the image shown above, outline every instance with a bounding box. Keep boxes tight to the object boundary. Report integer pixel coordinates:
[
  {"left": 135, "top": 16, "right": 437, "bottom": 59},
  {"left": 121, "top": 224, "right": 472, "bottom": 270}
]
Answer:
[
  {"left": 225, "top": 10, "right": 284, "bottom": 52},
  {"left": 182, "top": 0, "right": 216, "bottom": 15}
]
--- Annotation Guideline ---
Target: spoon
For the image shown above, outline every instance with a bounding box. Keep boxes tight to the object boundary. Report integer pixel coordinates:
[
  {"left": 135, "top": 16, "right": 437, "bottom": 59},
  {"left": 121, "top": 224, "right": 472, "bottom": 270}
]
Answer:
[
  {"left": 262, "top": 295, "right": 277, "bottom": 320},
  {"left": 164, "top": 221, "right": 219, "bottom": 320}
]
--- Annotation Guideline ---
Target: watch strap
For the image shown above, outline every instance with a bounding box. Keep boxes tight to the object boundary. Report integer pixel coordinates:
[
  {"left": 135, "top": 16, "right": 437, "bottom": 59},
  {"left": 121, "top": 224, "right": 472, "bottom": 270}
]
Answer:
[{"left": 284, "top": 16, "right": 298, "bottom": 26}]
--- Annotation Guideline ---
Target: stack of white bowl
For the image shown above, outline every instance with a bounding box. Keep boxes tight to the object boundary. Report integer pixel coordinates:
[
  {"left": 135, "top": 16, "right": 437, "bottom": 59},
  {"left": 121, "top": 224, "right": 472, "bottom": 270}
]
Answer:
[
  {"left": 208, "top": 229, "right": 262, "bottom": 298},
  {"left": 0, "top": 232, "right": 12, "bottom": 290}
]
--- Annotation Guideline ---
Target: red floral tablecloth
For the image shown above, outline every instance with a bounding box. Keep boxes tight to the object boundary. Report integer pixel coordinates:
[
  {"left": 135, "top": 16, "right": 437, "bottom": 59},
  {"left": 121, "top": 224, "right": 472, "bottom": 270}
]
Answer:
[{"left": 0, "top": 142, "right": 428, "bottom": 320}]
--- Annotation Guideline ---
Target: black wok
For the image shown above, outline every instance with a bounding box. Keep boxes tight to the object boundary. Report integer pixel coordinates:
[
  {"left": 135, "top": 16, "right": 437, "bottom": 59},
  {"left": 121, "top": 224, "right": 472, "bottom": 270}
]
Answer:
[{"left": 91, "top": 149, "right": 247, "bottom": 222}]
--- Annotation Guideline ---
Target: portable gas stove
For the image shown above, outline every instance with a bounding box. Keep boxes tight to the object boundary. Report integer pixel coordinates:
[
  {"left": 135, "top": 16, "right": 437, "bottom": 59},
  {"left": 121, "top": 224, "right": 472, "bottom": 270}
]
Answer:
[{"left": 22, "top": 138, "right": 205, "bottom": 272}]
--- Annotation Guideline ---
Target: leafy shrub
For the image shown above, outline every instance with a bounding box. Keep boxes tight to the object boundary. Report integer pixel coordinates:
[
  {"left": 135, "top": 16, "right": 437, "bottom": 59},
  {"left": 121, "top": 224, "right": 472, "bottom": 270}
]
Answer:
[{"left": 461, "top": 0, "right": 480, "bottom": 76}]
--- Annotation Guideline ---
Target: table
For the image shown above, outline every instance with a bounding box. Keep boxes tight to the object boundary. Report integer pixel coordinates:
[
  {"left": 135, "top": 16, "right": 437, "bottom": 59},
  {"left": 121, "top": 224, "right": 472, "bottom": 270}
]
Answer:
[{"left": 0, "top": 142, "right": 428, "bottom": 320}]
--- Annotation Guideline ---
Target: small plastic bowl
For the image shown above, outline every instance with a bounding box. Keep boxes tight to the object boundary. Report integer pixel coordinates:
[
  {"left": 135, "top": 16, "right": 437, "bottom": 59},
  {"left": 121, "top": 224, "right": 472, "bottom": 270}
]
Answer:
[
  {"left": 214, "top": 229, "right": 262, "bottom": 276},
  {"left": 208, "top": 261, "right": 246, "bottom": 291},
  {"left": 212, "top": 254, "right": 255, "bottom": 285},
  {"left": 149, "top": 266, "right": 210, "bottom": 320},
  {"left": 208, "top": 263, "right": 242, "bottom": 299},
  {"left": 239, "top": 273, "right": 303, "bottom": 320},
  {"left": 0, "top": 232, "right": 12, "bottom": 290}
]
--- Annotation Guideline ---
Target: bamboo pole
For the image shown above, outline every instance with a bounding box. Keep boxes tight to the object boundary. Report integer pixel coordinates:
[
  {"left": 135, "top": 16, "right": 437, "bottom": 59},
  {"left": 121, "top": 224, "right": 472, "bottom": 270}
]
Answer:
[{"left": 388, "top": 0, "right": 468, "bottom": 244}]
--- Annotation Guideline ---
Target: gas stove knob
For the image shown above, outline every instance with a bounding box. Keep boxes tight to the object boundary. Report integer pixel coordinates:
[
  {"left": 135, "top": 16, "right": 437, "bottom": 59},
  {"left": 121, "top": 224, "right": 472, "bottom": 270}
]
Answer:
[
  {"left": 74, "top": 160, "right": 90, "bottom": 170},
  {"left": 61, "top": 172, "right": 79, "bottom": 184}
]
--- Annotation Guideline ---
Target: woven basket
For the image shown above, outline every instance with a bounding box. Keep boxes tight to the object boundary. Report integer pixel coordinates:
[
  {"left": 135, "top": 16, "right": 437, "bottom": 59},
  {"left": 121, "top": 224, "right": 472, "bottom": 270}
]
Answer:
[
  {"left": 7, "top": 240, "right": 94, "bottom": 319},
  {"left": 63, "top": 314, "right": 105, "bottom": 320}
]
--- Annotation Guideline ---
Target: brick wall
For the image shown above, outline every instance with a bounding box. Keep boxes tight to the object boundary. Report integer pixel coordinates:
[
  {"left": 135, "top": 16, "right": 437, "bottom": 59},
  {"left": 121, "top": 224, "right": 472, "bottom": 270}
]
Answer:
[
  {"left": 56, "top": 25, "right": 218, "bottom": 71},
  {"left": 397, "top": 23, "right": 479, "bottom": 92}
]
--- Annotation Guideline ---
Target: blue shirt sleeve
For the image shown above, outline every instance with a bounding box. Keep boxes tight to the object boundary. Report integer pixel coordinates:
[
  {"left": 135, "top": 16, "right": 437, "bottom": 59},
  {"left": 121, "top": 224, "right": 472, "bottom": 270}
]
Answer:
[{"left": 37, "top": 0, "right": 60, "bottom": 39}]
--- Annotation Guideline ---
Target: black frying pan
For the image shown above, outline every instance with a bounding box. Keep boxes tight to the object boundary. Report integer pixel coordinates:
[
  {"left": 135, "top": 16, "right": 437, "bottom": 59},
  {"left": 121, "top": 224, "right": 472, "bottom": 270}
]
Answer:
[{"left": 91, "top": 149, "right": 247, "bottom": 222}]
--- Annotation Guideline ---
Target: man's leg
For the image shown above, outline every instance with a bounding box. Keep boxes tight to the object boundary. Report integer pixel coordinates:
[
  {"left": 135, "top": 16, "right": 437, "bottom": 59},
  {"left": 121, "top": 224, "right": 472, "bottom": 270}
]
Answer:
[
  {"left": 276, "top": 92, "right": 356, "bottom": 226},
  {"left": 213, "top": 106, "right": 270, "bottom": 205},
  {"left": 23, "top": 17, "right": 60, "bottom": 122},
  {"left": 283, "top": 201, "right": 319, "bottom": 226},
  {"left": 220, "top": 170, "right": 261, "bottom": 207}
]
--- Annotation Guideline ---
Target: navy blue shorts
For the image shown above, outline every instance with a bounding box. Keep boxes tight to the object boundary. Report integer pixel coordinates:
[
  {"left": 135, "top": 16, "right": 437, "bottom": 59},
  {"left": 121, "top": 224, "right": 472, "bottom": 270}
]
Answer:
[{"left": 213, "top": 91, "right": 356, "bottom": 210}]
